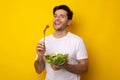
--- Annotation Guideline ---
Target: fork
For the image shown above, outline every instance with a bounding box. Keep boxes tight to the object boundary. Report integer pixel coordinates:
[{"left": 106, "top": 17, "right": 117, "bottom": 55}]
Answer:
[{"left": 43, "top": 25, "right": 49, "bottom": 43}]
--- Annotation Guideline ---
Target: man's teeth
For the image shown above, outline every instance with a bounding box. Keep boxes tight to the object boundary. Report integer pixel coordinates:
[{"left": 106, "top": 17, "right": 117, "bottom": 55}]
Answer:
[
  {"left": 56, "top": 23, "right": 60, "bottom": 25},
  {"left": 55, "top": 21, "right": 61, "bottom": 25},
  {"left": 55, "top": 23, "right": 60, "bottom": 25}
]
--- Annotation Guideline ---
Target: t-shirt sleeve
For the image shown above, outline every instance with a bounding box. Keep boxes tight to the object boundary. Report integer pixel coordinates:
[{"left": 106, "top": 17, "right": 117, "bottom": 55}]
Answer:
[{"left": 76, "top": 39, "right": 88, "bottom": 60}]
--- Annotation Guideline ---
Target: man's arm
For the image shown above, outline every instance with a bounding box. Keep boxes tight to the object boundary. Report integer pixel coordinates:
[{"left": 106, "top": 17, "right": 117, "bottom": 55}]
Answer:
[
  {"left": 34, "top": 42, "right": 46, "bottom": 74},
  {"left": 64, "top": 59, "right": 88, "bottom": 74},
  {"left": 34, "top": 58, "right": 45, "bottom": 74}
]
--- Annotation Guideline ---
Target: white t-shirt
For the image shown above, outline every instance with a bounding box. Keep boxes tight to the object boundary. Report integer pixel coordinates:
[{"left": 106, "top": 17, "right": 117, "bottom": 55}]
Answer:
[{"left": 39, "top": 32, "right": 88, "bottom": 80}]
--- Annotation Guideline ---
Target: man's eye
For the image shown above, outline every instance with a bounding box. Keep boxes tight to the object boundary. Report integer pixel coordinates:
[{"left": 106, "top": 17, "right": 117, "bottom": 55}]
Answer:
[
  {"left": 54, "top": 15, "right": 66, "bottom": 18},
  {"left": 60, "top": 16, "right": 64, "bottom": 18},
  {"left": 60, "top": 15, "right": 65, "bottom": 18}
]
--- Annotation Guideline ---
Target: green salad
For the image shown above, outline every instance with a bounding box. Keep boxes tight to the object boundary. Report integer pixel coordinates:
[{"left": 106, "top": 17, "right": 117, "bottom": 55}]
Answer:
[{"left": 45, "top": 53, "right": 68, "bottom": 65}]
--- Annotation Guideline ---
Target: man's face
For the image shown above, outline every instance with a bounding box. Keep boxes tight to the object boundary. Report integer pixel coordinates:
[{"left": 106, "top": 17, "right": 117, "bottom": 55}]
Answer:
[{"left": 53, "top": 9, "right": 70, "bottom": 31}]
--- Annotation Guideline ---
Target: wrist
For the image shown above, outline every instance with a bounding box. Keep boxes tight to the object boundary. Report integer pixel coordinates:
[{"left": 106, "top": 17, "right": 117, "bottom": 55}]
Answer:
[
  {"left": 37, "top": 57, "right": 43, "bottom": 62},
  {"left": 63, "top": 63, "right": 69, "bottom": 69}
]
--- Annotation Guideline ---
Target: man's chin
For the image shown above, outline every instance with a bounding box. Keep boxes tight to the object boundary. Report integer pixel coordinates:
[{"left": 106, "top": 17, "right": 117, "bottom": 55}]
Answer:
[{"left": 54, "top": 27, "right": 61, "bottom": 31}]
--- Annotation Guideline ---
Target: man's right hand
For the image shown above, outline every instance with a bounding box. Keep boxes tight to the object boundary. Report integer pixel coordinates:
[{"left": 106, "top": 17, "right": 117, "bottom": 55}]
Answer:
[{"left": 36, "top": 42, "right": 46, "bottom": 61}]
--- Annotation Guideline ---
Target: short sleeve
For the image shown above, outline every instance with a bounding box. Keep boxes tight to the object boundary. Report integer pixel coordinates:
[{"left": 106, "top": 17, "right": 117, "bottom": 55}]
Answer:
[{"left": 76, "top": 39, "right": 88, "bottom": 60}]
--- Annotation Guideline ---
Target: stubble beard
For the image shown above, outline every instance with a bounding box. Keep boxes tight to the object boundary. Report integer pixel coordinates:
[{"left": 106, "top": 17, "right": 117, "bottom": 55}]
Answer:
[
  {"left": 54, "top": 25, "right": 67, "bottom": 31},
  {"left": 53, "top": 22, "right": 67, "bottom": 31}
]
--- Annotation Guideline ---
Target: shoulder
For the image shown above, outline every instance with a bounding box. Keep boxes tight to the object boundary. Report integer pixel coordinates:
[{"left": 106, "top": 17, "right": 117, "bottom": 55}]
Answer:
[
  {"left": 68, "top": 32, "right": 84, "bottom": 42},
  {"left": 45, "top": 34, "right": 53, "bottom": 39},
  {"left": 39, "top": 34, "right": 53, "bottom": 42}
]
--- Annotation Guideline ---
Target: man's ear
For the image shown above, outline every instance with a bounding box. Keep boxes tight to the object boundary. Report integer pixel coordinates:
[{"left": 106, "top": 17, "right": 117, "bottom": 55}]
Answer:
[{"left": 67, "top": 20, "right": 72, "bottom": 26}]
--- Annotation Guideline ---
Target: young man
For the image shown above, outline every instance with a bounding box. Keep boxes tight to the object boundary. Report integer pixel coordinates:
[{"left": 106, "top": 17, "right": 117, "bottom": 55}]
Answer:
[{"left": 34, "top": 5, "right": 88, "bottom": 80}]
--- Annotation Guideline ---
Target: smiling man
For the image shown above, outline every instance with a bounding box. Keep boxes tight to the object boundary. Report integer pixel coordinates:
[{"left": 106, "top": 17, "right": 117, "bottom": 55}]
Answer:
[{"left": 34, "top": 5, "right": 88, "bottom": 80}]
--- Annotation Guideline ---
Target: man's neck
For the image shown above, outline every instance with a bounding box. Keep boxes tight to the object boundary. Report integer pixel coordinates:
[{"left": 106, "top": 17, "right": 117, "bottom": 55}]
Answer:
[{"left": 53, "top": 30, "right": 68, "bottom": 38}]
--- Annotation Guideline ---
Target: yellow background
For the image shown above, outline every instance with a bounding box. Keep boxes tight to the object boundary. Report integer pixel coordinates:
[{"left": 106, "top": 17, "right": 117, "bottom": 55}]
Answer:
[{"left": 0, "top": 0, "right": 120, "bottom": 80}]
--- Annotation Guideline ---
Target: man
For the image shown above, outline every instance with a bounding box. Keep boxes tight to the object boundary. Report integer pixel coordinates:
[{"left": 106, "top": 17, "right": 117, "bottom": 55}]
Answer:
[{"left": 34, "top": 5, "right": 88, "bottom": 80}]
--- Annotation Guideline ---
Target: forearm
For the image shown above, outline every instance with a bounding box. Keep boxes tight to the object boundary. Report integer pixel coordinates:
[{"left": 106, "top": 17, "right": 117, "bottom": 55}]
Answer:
[
  {"left": 64, "top": 59, "right": 88, "bottom": 74},
  {"left": 34, "top": 58, "right": 45, "bottom": 74}
]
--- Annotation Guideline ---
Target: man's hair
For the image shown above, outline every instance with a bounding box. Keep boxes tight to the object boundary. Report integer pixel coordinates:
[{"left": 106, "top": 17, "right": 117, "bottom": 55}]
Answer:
[{"left": 53, "top": 5, "right": 73, "bottom": 20}]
